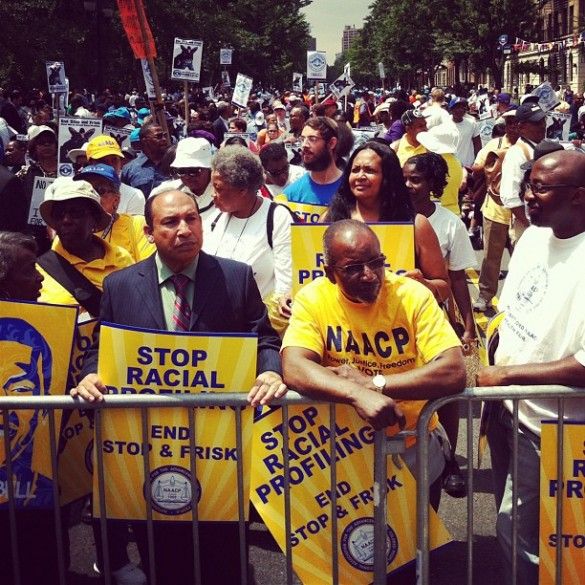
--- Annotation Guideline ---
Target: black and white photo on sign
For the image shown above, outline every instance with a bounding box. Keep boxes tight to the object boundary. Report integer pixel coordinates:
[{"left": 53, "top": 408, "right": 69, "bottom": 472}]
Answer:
[
  {"left": 545, "top": 111, "right": 571, "bottom": 141},
  {"left": 476, "top": 94, "right": 492, "bottom": 120},
  {"left": 329, "top": 70, "right": 354, "bottom": 99},
  {"left": 351, "top": 129, "right": 377, "bottom": 154},
  {"left": 202, "top": 86, "right": 215, "bottom": 101},
  {"left": 306, "top": 51, "right": 327, "bottom": 80},
  {"left": 223, "top": 132, "right": 251, "bottom": 146},
  {"left": 171, "top": 38, "right": 203, "bottom": 82},
  {"left": 285, "top": 142, "right": 302, "bottom": 166},
  {"left": 28, "top": 177, "right": 55, "bottom": 226},
  {"left": 46, "top": 61, "right": 67, "bottom": 93},
  {"left": 532, "top": 81, "right": 560, "bottom": 113},
  {"left": 103, "top": 125, "right": 133, "bottom": 150},
  {"left": 479, "top": 119, "right": 496, "bottom": 147},
  {"left": 220, "top": 48, "right": 233, "bottom": 65},
  {"left": 232, "top": 74, "right": 253, "bottom": 109},
  {"left": 57, "top": 117, "right": 103, "bottom": 178},
  {"left": 292, "top": 72, "right": 303, "bottom": 93},
  {"left": 140, "top": 59, "right": 156, "bottom": 99},
  {"left": 221, "top": 70, "right": 231, "bottom": 88}
]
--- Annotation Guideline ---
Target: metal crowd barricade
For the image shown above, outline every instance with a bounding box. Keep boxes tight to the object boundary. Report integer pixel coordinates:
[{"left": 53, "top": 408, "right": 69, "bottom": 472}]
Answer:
[
  {"left": 0, "top": 391, "right": 404, "bottom": 585},
  {"left": 415, "top": 384, "right": 585, "bottom": 585}
]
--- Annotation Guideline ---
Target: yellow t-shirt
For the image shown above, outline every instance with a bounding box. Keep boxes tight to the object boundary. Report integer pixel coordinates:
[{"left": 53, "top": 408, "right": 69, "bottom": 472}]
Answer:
[
  {"left": 282, "top": 272, "right": 461, "bottom": 445},
  {"left": 396, "top": 137, "right": 427, "bottom": 167},
  {"left": 99, "top": 214, "right": 155, "bottom": 263},
  {"left": 38, "top": 236, "right": 133, "bottom": 314},
  {"left": 433, "top": 153, "right": 462, "bottom": 216}
]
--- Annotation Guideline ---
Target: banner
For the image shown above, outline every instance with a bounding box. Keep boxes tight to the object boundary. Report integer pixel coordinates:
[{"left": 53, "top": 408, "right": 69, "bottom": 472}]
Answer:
[
  {"left": 171, "top": 38, "right": 203, "bottom": 82},
  {"left": 57, "top": 117, "right": 103, "bottom": 178},
  {"left": 273, "top": 195, "right": 327, "bottom": 224},
  {"left": 46, "top": 61, "right": 67, "bottom": 94},
  {"left": 219, "top": 48, "right": 233, "bottom": 65},
  {"left": 93, "top": 324, "right": 257, "bottom": 521},
  {"left": 116, "top": 0, "right": 157, "bottom": 60},
  {"left": 292, "top": 72, "right": 303, "bottom": 93},
  {"left": 545, "top": 111, "right": 571, "bottom": 141},
  {"left": 290, "top": 223, "right": 415, "bottom": 296},
  {"left": 232, "top": 73, "right": 253, "bottom": 109},
  {"left": 0, "top": 300, "right": 77, "bottom": 509},
  {"left": 539, "top": 421, "right": 585, "bottom": 584},
  {"left": 250, "top": 404, "right": 451, "bottom": 583},
  {"left": 28, "top": 176, "right": 55, "bottom": 226},
  {"left": 58, "top": 319, "right": 99, "bottom": 506},
  {"left": 307, "top": 51, "right": 327, "bottom": 80}
]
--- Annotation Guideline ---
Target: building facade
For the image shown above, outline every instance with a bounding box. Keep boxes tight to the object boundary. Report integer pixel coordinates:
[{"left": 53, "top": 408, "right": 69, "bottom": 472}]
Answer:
[{"left": 341, "top": 25, "right": 360, "bottom": 53}]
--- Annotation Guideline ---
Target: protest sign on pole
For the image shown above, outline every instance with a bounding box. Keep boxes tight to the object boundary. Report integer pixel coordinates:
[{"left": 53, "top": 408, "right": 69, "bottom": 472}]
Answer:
[
  {"left": 292, "top": 72, "right": 303, "bottom": 93},
  {"left": 171, "top": 38, "right": 203, "bottom": 83},
  {"left": 46, "top": 61, "right": 67, "bottom": 94},
  {"left": 57, "top": 117, "right": 103, "bottom": 178},
  {"left": 307, "top": 51, "right": 327, "bottom": 80},
  {"left": 531, "top": 81, "right": 561, "bottom": 113},
  {"left": 545, "top": 111, "right": 571, "bottom": 141},
  {"left": 140, "top": 58, "right": 156, "bottom": 99},
  {"left": 93, "top": 324, "right": 257, "bottom": 521},
  {"left": 378, "top": 61, "right": 385, "bottom": 79},
  {"left": 476, "top": 94, "right": 492, "bottom": 120},
  {"left": 539, "top": 421, "right": 585, "bottom": 584},
  {"left": 28, "top": 176, "right": 55, "bottom": 227},
  {"left": 0, "top": 300, "right": 78, "bottom": 509},
  {"left": 231, "top": 74, "right": 253, "bottom": 109},
  {"left": 219, "top": 48, "right": 233, "bottom": 65},
  {"left": 329, "top": 69, "right": 355, "bottom": 100},
  {"left": 103, "top": 124, "right": 133, "bottom": 151},
  {"left": 221, "top": 70, "right": 232, "bottom": 88}
]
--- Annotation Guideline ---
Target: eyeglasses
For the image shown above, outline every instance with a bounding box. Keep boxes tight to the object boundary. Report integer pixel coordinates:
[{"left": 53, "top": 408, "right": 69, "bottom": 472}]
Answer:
[
  {"left": 301, "top": 135, "right": 325, "bottom": 145},
  {"left": 149, "top": 132, "right": 166, "bottom": 140},
  {"left": 175, "top": 168, "right": 207, "bottom": 177},
  {"left": 525, "top": 182, "right": 582, "bottom": 194},
  {"left": 52, "top": 205, "right": 90, "bottom": 220},
  {"left": 265, "top": 164, "right": 289, "bottom": 178},
  {"left": 334, "top": 254, "right": 387, "bottom": 276}
]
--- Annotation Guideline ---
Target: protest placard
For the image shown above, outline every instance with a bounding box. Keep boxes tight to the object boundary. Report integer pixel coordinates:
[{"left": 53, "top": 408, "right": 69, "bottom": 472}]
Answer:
[
  {"left": 221, "top": 70, "right": 231, "bottom": 88},
  {"left": 171, "top": 38, "right": 203, "bottom": 82},
  {"left": 307, "top": 51, "right": 327, "bottom": 80},
  {"left": 0, "top": 300, "right": 77, "bottom": 509},
  {"left": 93, "top": 324, "right": 257, "bottom": 521},
  {"left": 292, "top": 72, "right": 303, "bottom": 93},
  {"left": 539, "top": 421, "right": 585, "bottom": 584},
  {"left": 46, "top": 61, "right": 67, "bottom": 94},
  {"left": 531, "top": 81, "right": 560, "bottom": 113},
  {"left": 220, "top": 48, "right": 233, "bottom": 65},
  {"left": 476, "top": 94, "right": 492, "bottom": 120},
  {"left": 232, "top": 74, "right": 253, "bottom": 109},
  {"left": 273, "top": 195, "right": 327, "bottom": 225},
  {"left": 103, "top": 124, "right": 133, "bottom": 151},
  {"left": 140, "top": 58, "right": 156, "bottom": 99},
  {"left": 479, "top": 119, "right": 497, "bottom": 147},
  {"left": 545, "top": 111, "right": 571, "bottom": 141},
  {"left": 57, "top": 117, "right": 103, "bottom": 178},
  {"left": 28, "top": 176, "right": 54, "bottom": 227},
  {"left": 329, "top": 70, "right": 355, "bottom": 100}
]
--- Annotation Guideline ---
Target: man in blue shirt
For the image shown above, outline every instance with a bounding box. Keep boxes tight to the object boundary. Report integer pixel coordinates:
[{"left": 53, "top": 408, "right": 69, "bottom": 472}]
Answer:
[
  {"left": 121, "top": 123, "right": 170, "bottom": 198},
  {"left": 283, "top": 117, "right": 343, "bottom": 206}
]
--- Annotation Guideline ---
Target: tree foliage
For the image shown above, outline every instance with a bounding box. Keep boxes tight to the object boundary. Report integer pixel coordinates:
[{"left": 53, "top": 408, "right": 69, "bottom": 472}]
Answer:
[{"left": 0, "top": 0, "right": 312, "bottom": 91}]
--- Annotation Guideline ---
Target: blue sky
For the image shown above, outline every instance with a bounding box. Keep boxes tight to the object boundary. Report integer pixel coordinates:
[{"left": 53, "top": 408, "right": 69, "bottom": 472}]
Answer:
[{"left": 301, "top": 0, "right": 370, "bottom": 64}]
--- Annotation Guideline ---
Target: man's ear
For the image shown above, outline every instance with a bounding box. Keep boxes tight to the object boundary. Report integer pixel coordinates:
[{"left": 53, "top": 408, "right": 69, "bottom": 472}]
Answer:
[
  {"left": 327, "top": 137, "right": 338, "bottom": 153},
  {"left": 324, "top": 264, "right": 336, "bottom": 284},
  {"left": 144, "top": 224, "right": 154, "bottom": 242}
]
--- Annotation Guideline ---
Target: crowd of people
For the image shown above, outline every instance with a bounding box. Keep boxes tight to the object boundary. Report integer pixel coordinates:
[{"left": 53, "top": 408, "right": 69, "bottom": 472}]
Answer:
[{"left": 1, "top": 79, "right": 584, "bottom": 585}]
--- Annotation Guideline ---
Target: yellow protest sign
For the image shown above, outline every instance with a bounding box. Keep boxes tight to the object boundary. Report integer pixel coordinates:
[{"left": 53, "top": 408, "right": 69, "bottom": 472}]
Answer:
[
  {"left": 0, "top": 300, "right": 77, "bottom": 508},
  {"left": 59, "top": 319, "right": 98, "bottom": 506},
  {"left": 539, "top": 421, "right": 585, "bottom": 584},
  {"left": 274, "top": 194, "right": 327, "bottom": 224},
  {"left": 291, "top": 223, "right": 415, "bottom": 295},
  {"left": 250, "top": 404, "right": 451, "bottom": 583},
  {"left": 93, "top": 324, "right": 257, "bottom": 521}
]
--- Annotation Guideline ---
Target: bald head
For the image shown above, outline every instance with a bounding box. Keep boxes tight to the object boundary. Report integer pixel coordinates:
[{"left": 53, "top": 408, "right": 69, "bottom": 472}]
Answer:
[
  {"left": 533, "top": 150, "right": 585, "bottom": 185},
  {"left": 323, "top": 220, "right": 379, "bottom": 265}
]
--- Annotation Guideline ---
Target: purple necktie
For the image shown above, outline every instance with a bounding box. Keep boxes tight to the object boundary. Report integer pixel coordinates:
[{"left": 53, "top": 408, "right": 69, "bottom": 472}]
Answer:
[{"left": 170, "top": 274, "right": 191, "bottom": 331}]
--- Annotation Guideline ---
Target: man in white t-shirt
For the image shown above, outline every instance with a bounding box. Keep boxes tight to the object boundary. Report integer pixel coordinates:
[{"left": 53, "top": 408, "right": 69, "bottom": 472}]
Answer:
[
  {"left": 258, "top": 142, "right": 305, "bottom": 197},
  {"left": 477, "top": 149, "right": 585, "bottom": 585},
  {"left": 449, "top": 97, "right": 481, "bottom": 167}
]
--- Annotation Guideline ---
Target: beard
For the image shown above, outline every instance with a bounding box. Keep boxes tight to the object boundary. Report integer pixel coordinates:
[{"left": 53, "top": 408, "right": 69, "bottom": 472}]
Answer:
[{"left": 303, "top": 148, "right": 332, "bottom": 172}]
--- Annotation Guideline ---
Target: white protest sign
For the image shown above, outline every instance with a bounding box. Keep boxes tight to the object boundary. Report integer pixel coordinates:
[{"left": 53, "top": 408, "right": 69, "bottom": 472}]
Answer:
[
  {"left": 57, "top": 117, "right": 103, "bottom": 178},
  {"left": 378, "top": 61, "right": 385, "bottom": 79},
  {"left": 307, "top": 51, "right": 327, "bottom": 80},
  {"left": 545, "top": 111, "right": 571, "bottom": 141},
  {"left": 221, "top": 70, "right": 231, "bottom": 88},
  {"left": 232, "top": 74, "right": 253, "bottom": 109},
  {"left": 220, "top": 48, "right": 233, "bottom": 65},
  {"left": 140, "top": 59, "right": 156, "bottom": 99},
  {"left": 202, "top": 86, "right": 215, "bottom": 101},
  {"left": 292, "top": 72, "right": 303, "bottom": 93},
  {"left": 479, "top": 119, "right": 497, "bottom": 146},
  {"left": 46, "top": 61, "right": 67, "bottom": 93},
  {"left": 28, "top": 176, "right": 55, "bottom": 226},
  {"left": 351, "top": 129, "right": 378, "bottom": 154},
  {"left": 223, "top": 132, "right": 252, "bottom": 146},
  {"left": 344, "top": 62, "right": 351, "bottom": 78},
  {"left": 103, "top": 125, "right": 133, "bottom": 150},
  {"left": 476, "top": 94, "right": 492, "bottom": 120},
  {"left": 329, "top": 70, "right": 355, "bottom": 99},
  {"left": 171, "top": 38, "right": 203, "bottom": 82},
  {"left": 531, "top": 81, "right": 561, "bottom": 113}
]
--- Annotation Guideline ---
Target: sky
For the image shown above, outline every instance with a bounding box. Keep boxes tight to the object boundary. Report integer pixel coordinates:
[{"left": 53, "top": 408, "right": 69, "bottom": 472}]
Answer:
[{"left": 301, "top": 0, "right": 370, "bottom": 64}]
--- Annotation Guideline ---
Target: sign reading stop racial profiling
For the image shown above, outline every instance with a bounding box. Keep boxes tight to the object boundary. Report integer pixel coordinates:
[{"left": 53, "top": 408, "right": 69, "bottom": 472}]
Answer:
[{"left": 93, "top": 323, "right": 257, "bottom": 521}]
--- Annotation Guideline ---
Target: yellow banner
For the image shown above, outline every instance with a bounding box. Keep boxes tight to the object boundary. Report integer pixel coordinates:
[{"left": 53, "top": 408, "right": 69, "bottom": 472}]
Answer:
[
  {"left": 274, "top": 195, "right": 328, "bottom": 224},
  {"left": 93, "top": 324, "right": 257, "bottom": 521},
  {"left": 59, "top": 319, "right": 98, "bottom": 505},
  {"left": 291, "top": 223, "right": 415, "bottom": 296},
  {"left": 250, "top": 404, "right": 451, "bottom": 583},
  {"left": 0, "top": 300, "right": 77, "bottom": 508},
  {"left": 539, "top": 421, "right": 585, "bottom": 584}
]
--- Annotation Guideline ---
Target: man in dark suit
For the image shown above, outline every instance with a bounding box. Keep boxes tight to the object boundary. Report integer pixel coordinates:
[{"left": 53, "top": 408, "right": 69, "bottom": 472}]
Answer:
[
  {"left": 211, "top": 101, "right": 233, "bottom": 145},
  {"left": 74, "top": 188, "right": 285, "bottom": 584}
]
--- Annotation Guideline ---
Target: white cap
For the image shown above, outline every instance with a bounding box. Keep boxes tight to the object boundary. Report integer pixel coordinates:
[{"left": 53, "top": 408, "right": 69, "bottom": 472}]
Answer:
[
  {"left": 27, "top": 125, "right": 56, "bottom": 141},
  {"left": 417, "top": 123, "right": 459, "bottom": 155},
  {"left": 68, "top": 142, "right": 89, "bottom": 163},
  {"left": 171, "top": 137, "right": 213, "bottom": 169}
]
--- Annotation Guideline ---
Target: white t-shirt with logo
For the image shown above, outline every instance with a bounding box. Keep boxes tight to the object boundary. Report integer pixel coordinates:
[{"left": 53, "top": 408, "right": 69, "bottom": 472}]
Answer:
[
  {"left": 453, "top": 115, "right": 480, "bottom": 167},
  {"left": 496, "top": 226, "right": 585, "bottom": 434}
]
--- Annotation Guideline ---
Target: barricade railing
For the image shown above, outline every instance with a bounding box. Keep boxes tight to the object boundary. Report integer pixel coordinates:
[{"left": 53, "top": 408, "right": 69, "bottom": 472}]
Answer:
[
  {"left": 415, "top": 385, "right": 585, "bottom": 585},
  {"left": 0, "top": 392, "right": 409, "bottom": 585}
]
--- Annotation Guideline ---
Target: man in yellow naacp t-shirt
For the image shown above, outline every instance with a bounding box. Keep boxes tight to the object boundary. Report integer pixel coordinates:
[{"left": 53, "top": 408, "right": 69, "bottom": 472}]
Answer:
[{"left": 282, "top": 220, "right": 465, "bottom": 508}]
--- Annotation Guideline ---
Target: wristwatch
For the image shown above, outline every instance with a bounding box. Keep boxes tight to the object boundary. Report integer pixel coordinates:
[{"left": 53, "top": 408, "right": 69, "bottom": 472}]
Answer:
[{"left": 372, "top": 374, "right": 386, "bottom": 393}]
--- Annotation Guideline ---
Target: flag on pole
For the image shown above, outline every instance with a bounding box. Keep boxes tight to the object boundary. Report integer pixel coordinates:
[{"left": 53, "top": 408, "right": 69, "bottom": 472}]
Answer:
[{"left": 116, "top": 0, "right": 157, "bottom": 59}]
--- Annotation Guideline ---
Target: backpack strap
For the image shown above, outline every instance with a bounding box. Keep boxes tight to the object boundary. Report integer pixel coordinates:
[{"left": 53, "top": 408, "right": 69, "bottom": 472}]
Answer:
[
  {"left": 37, "top": 251, "right": 103, "bottom": 317},
  {"left": 266, "top": 201, "right": 300, "bottom": 249}
]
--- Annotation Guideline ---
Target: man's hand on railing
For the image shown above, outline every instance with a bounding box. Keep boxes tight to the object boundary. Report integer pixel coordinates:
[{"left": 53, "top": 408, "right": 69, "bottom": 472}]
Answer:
[
  {"left": 71, "top": 373, "right": 108, "bottom": 403},
  {"left": 248, "top": 370, "right": 287, "bottom": 408},
  {"left": 351, "top": 389, "right": 406, "bottom": 431}
]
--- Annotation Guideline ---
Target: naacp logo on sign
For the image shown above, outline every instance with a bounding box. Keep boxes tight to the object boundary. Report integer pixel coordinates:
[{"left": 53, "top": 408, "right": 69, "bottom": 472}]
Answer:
[
  {"left": 340, "top": 517, "right": 398, "bottom": 572},
  {"left": 309, "top": 53, "right": 326, "bottom": 74},
  {"left": 146, "top": 465, "right": 201, "bottom": 516}
]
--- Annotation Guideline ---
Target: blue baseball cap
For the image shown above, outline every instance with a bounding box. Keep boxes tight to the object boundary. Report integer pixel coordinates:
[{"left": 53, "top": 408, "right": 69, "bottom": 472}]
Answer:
[
  {"left": 74, "top": 163, "right": 121, "bottom": 188},
  {"left": 104, "top": 107, "right": 131, "bottom": 122},
  {"left": 130, "top": 127, "right": 141, "bottom": 143},
  {"left": 448, "top": 96, "right": 468, "bottom": 110}
]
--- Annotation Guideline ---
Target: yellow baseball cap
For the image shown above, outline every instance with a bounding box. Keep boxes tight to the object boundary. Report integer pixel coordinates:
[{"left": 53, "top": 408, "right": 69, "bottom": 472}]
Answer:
[{"left": 86, "top": 134, "right": 123, "bottom": 160}]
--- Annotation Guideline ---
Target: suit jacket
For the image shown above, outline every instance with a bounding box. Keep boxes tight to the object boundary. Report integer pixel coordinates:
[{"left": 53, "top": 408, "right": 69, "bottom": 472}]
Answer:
[
  {"left": 82, "top": 251, "right": 282, "bottom": 377},
  {"left": 211, "top": 116, "right": 227, "bottom": 145}
]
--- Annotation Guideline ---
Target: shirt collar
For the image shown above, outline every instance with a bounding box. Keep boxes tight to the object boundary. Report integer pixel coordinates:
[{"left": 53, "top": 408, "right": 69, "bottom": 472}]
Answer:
[{"left": 154, "top": 252, "right": 199, "bottom": 285}]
